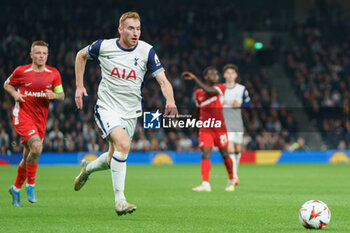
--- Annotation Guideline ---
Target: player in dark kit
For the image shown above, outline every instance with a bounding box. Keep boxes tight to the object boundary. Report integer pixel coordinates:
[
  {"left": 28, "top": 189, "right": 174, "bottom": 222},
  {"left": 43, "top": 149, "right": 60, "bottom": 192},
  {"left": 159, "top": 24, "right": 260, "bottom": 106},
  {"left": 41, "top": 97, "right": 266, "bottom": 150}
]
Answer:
[
  {"left": 182, "top": 67, "right": 235, "bottom": 192},
  {"left": 4, "top": 41, "right": 65, "bottom": 207}
]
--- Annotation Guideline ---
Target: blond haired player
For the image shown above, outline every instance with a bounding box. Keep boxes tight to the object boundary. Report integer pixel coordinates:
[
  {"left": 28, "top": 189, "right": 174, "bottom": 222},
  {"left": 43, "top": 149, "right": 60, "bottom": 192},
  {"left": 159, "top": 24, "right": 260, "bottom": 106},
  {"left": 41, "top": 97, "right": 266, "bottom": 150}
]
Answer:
[
  {"left": 4, "top": 41, "right": 64, "bottom": 206},
  {"left": 74, "top": 12, "right": 177, "bottom": 216}
]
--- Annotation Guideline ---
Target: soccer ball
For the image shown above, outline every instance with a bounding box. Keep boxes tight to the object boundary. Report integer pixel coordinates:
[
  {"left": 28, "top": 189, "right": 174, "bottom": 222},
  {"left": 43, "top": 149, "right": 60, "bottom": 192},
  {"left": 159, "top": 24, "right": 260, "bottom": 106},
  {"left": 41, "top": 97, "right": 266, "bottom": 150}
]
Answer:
[{"left": 299, "top": 200, "right": 331, "bottom": 229}]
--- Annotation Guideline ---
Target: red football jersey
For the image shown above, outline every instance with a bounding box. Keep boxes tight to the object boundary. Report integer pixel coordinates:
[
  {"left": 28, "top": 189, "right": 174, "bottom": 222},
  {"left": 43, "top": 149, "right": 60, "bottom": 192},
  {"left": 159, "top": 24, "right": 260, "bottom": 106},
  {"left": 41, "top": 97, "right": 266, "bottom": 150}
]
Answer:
[
  {"left": 195, "top": 83, "right": 226, "bottom": 132},
  {"left": 6, "top": 64, "right": 62, "bottom": 127}
]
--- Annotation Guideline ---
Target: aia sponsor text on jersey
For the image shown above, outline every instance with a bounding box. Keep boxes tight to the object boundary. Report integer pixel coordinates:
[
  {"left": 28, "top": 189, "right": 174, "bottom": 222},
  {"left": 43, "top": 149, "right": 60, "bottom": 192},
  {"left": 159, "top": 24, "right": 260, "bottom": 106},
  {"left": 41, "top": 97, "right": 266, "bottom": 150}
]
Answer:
[{"left": 110, "top": 67, "right": 136, "bottom": 80}]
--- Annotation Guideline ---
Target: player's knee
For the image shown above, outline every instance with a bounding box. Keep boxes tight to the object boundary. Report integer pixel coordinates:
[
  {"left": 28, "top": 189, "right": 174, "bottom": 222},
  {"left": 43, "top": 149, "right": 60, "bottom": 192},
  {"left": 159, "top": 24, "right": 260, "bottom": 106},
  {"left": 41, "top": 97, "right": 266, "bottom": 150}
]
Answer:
[
  {"left": 219, "top": 148, "right": 229, "bottom": 160},
  {"left": 31, "top": 141, "right": 43, "bottom": 155},
  {"left": 201, "top": 147, "right": 211, "bottom": 159},
  {"left": 19, "top": 159, "right": 26, "bottom": 169},
  {"left": 201, "top": 151, "right": 210, "bottom": 160},
  {"left": 228, "top": 146, "right": 234, "bottom": 154},
  {"left": 115, "top": 140, "right": 130, "bottom": 154},
  {"left": 221, "top": 153, "right": 229, "bottom": 160},
  {"left": 227, "top": 143, "right": 234, "bottom": 154}
]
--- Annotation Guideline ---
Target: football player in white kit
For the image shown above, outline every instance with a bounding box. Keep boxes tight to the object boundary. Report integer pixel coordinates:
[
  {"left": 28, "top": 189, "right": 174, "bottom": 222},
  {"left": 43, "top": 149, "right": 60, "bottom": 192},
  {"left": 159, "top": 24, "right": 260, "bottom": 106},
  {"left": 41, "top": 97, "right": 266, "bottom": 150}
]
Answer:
[
  {"left": 222, "top": 64, "right": 250, "bottom": 185},
  {"left": 74, "top": 12, "right": 178, "bottom": 216}
]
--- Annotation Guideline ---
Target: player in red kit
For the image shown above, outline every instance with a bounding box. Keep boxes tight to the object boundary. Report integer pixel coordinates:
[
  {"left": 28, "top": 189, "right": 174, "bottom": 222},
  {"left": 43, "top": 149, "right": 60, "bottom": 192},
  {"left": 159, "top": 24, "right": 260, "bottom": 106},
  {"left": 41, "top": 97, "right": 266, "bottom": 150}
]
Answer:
[
  {"left": 4, "top": 41, "right": 65, "bottom": 207},
  {"left": 182, "top": 67, "right": 235, "bottom": 192}
]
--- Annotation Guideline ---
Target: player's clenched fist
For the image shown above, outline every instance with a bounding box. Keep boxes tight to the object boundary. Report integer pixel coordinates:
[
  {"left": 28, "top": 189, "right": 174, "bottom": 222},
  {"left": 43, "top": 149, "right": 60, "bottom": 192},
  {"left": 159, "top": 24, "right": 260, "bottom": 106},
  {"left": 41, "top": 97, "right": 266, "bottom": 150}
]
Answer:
[{"left": 45, "top": 89, "right": 56, "bottom": 100}]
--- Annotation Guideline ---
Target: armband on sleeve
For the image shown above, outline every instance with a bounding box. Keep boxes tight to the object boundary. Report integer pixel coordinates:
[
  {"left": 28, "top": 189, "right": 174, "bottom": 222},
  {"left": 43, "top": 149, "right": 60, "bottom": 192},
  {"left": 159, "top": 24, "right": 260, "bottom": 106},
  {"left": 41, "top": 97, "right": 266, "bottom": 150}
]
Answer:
[{"left": 53, "top": 84, "right": 63, "bottom": 93}]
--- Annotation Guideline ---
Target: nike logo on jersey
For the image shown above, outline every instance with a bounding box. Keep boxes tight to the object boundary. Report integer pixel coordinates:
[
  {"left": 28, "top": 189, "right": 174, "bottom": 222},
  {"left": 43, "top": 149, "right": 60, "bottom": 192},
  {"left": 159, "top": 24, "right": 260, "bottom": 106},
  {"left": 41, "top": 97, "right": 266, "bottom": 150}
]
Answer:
[
  {"left": 25, "top": 83, "right": 32, "bottom": 87},
  {"left": 46, "top": 84, "right": 52, "bottom": 88},
  {"left": 107, "top": 56, "right": 116, "bottom": 59}
]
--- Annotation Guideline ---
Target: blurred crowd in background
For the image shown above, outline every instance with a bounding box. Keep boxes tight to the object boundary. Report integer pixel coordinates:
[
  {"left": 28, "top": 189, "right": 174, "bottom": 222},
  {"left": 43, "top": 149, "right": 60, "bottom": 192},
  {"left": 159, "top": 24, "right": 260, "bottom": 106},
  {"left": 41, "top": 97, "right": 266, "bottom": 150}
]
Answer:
[
  {"left": 285, "top": 0, "right": 350, "bottom": 150},
  {"left": 0, "top": 0, "right": 348, "bottom": 154}
]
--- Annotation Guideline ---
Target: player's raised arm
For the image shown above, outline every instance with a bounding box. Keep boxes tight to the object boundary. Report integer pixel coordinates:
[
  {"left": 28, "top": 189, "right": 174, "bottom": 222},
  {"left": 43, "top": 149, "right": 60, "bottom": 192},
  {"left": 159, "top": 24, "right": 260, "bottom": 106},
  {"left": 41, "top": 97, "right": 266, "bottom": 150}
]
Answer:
[
  {"left": 74, "top": 46, "right": 89, "bottom": 109},
  {"left": 182, "top": 71, "right": 220, "bottom": 95},
  {"left": 155, "top": 71, "right": 178, "bottom": 117}
]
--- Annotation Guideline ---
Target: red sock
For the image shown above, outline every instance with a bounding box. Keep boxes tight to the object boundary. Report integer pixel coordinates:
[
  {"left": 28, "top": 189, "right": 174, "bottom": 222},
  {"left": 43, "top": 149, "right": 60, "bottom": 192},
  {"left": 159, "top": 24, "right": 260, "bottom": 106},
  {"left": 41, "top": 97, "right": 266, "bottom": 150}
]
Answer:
[
  {"left": 201, "top": 159, "right": 211, "bottom": 182},
  {"left": 26, "top": 163, "right": 38, "bottom": 185},
  {"left": 224, "top": 157, "right": 234, "bottom": 180},
  {"left": 14, "top": 165, "right": 27, "bottom": 189}
]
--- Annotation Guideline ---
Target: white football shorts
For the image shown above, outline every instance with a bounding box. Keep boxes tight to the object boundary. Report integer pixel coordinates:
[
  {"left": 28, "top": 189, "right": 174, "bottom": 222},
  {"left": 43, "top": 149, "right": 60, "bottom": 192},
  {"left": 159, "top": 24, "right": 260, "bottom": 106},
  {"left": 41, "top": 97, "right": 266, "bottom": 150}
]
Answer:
[
  {"left": 94, "top": 105, "right": 137, "bottom": 139},
  {"left": 227, "top": 132, "right": 244, "bottom": 144}
]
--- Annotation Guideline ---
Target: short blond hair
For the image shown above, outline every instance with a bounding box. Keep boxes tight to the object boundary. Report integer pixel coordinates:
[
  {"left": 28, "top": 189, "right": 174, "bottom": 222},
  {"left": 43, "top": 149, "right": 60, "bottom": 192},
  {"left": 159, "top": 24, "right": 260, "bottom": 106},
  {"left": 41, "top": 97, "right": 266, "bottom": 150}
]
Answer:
[
  {"left": 119, "top": 12, "right": 140, "bottom": 26},
  {"left": 31, "top": 40, "right": 49, "bottom": 52}
]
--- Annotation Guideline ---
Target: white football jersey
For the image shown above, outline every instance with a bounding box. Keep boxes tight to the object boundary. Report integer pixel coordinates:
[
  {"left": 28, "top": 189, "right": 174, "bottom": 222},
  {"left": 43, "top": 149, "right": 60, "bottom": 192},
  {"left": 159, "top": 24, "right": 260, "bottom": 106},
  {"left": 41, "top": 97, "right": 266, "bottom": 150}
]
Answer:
[
  {"left": 87, "top": 38, "right": 164, "bottom": 118},
  {"left": 223, "top": 83, "right": 250, "bottom": 132}
]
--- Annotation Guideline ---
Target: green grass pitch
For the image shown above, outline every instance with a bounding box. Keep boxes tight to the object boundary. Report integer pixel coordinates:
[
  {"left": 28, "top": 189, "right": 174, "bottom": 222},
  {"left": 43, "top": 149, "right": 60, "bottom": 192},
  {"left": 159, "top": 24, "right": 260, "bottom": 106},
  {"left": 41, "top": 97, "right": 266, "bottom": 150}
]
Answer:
[{"left": 0, "top": 164, "right": 349, "bottom": 233}]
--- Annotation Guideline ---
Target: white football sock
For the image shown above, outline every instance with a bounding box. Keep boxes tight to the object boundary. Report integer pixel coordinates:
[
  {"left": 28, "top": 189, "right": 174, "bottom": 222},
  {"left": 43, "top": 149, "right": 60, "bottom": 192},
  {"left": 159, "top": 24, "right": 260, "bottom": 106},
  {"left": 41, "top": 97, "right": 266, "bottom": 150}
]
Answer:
[
  {"left": 12, "top": 185, "right": 21, "bottom": 192},
  {"left": 234, "top": 152, "right": 241, "bottom": 177},
  {"left": 86, "top": 152, "right": 110, "bottom": 174},
  {"left": 230, "top": 154, "right": 238, "bottom": 178},
  {"left": 110, "top": 151, "right": 128, "bottom": 204},
  {"left": 202, "top": 181, "right": 210, "bottom": 186}
]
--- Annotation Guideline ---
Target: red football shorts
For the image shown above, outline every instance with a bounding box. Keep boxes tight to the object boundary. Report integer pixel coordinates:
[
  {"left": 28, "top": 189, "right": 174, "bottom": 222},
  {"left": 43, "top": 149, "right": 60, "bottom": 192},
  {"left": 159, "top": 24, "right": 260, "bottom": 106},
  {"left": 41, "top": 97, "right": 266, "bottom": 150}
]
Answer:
[
  {"left": 198, "top": 131, "right": 228, "bottom": 148},
  {"left": 13, "top": 116, "right": 45, "bottom": 144}
]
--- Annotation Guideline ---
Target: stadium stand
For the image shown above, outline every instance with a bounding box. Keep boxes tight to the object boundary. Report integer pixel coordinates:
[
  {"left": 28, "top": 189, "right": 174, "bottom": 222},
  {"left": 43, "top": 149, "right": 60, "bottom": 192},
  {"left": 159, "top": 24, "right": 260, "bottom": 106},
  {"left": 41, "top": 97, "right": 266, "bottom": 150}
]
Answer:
[
  {"left": 0, "top": 1, "right": 304, "bottom": 154},
  {"left": 285, "top": 0, "right": 350, "bottom": 149}
]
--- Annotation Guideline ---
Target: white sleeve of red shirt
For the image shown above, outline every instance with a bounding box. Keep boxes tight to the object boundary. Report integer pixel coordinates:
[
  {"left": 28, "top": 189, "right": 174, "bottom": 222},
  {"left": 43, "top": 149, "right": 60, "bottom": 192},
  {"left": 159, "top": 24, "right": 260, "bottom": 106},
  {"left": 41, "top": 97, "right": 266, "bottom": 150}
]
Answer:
[
  {"left": 195, "top": 89, "right": 200, "bottom": 107},
  {"left": 214, "top": 83, "right": 226, "bottom": 96}
]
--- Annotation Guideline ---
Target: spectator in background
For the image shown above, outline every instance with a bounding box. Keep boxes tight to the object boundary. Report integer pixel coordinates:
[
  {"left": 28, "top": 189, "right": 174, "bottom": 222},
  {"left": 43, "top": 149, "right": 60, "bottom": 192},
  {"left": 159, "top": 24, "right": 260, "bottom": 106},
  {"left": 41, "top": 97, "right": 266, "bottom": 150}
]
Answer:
[
  {"left": 64, "top": 134, "right": 76, "bottom": 152},
  {"left": 159, "top": 137, "right": 169, "bottom": 151},
  {"left": 136, "top": 133, "right": 151, "bottom": 151},
  {"left": 87, "top": 137, "right": 99, "bottom": 152},
  {"left": 337, "top": 140, "right": 346, "bottom": 150},
  {"left": 289, "top": 137, "right": 309, "bottom": 151},
  {"left": 0, "top": 128, "right": 10, "bottom": 154},
  {"left": 149, "top": 135, "right": 160, "bottom": 151},
  {"left": 48, "top": 123, "right": 64, "bottom": 147},
  {"left": 178, "top": 133, "right": 193, "bottom": 151}
]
